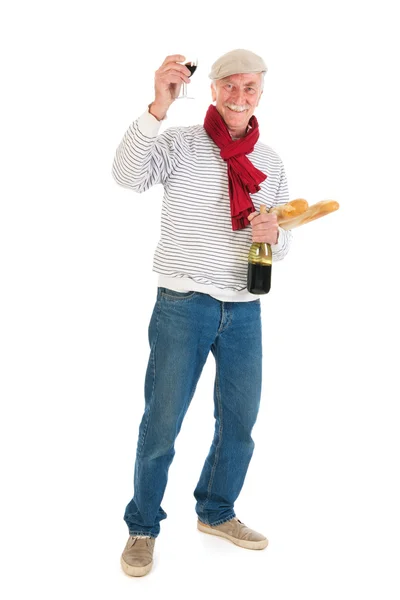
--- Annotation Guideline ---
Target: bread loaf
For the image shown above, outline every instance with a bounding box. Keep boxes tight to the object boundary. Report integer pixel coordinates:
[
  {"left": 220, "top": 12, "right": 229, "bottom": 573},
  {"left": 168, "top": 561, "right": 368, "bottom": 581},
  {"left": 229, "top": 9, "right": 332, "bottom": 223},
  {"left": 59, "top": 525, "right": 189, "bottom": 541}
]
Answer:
[
  {"left": 270, "top": 198, "right": 309, "bottom": 220},
  {"left": 277, "top": 200, "right": 339, "bottom": 230}
]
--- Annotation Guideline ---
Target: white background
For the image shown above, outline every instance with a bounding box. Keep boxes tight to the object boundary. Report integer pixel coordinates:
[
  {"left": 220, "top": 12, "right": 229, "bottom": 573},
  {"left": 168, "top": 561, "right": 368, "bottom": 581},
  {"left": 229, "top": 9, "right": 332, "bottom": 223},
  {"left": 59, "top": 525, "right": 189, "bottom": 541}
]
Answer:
[{"left": 1, "top": 0, "right": 399, "bottom": 598}]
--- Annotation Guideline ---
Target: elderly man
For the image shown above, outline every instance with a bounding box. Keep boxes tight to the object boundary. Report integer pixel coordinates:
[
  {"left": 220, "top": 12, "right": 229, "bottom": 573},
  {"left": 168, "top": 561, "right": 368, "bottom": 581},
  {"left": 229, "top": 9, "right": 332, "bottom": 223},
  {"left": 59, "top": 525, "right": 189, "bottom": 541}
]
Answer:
[{"left": 112, "top": 49, "right": 292, "bottom": 577}]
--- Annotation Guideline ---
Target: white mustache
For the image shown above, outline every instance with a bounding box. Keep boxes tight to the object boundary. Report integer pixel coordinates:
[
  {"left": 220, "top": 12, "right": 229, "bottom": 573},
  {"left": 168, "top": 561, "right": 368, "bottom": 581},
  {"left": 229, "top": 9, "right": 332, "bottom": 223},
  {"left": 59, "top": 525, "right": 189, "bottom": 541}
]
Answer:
[{"left": 224, "top": 103, "right": 250, "bottom": 112}]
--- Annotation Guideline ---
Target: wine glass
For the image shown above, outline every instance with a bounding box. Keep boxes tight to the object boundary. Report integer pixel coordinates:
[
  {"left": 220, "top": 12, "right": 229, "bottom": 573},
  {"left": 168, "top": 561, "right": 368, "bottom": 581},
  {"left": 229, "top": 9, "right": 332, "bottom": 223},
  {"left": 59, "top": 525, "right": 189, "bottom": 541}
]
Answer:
[{"left": 176, "top": 57, "right": 198, "bottom": 100}]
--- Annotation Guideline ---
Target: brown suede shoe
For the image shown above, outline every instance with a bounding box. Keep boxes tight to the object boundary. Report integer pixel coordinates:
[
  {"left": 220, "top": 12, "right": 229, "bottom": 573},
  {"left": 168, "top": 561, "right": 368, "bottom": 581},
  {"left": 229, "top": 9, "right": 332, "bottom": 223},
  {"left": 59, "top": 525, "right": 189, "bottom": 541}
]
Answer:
[
  {"left": 197, "top": 517, "right": 268, "bottom": 550},
  {"left": 120, "top": 536, "right": 155, "bottom": 577}
]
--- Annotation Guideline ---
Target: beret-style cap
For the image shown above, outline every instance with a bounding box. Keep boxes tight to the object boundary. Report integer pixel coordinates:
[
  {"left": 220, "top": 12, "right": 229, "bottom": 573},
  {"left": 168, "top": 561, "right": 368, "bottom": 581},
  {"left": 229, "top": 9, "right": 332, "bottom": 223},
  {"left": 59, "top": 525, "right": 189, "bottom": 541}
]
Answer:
[{"left": 209, "top": 49, "right": 268, "bottom": 80}]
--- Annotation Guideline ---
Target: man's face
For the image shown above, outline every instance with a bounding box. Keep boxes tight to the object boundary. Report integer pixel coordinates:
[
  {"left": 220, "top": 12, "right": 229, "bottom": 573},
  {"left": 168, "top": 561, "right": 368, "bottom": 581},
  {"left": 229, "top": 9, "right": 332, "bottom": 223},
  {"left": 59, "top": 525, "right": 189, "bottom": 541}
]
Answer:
[{"left": 211, "top": 72, "right": 263, "bottom": 137}]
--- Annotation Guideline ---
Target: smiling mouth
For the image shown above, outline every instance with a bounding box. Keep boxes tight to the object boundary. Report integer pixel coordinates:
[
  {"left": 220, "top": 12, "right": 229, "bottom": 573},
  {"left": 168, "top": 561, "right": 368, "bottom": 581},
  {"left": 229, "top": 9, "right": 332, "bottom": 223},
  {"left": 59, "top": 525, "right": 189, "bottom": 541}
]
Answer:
[{"left": 227, "top": 107, "right": 247, "bottom": 114}]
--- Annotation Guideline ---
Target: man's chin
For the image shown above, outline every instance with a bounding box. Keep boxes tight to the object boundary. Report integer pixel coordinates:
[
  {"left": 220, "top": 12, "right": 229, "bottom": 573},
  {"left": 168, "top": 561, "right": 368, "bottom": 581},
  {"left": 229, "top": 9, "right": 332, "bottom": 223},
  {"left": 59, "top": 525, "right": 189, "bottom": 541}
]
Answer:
[
  {"left": 224, "top": 111, "right": 249, "bottom": 128},
  {"left": 225, "top": 107, "right": 248, "bottom": 118}
]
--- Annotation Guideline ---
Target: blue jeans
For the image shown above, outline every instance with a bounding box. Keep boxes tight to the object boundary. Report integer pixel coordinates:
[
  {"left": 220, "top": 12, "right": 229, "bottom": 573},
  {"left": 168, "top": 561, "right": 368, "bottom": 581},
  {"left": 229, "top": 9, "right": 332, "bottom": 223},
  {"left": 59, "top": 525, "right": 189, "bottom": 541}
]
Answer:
[{"left": 124, "top": 288, "right": 262, "bottom": 537}]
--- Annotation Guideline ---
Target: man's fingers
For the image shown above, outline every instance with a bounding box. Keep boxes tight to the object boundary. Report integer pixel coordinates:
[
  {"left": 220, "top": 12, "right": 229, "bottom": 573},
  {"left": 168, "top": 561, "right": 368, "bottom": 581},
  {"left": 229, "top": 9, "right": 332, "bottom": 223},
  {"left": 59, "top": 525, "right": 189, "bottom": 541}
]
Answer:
[
  {"left": 252, "top": 235, "right": 278, "bottom": 243},
  {"left": 250, "top": 210, "right": 279, "bottom": 243},
  {"left": 161, "top": 54, "right": 186, "bottom": 66},
  {"left": 158, "top": 69, "right": 191, "bottom": 84},
  {"left": 250, "top": 214, "right": 278, "bottom": 226},
  {"left": 259, "top": 213, "right": 278, "bottom": 223},
  {"left": 158, "top": 63, "right": 192, "bottom": 78},
  {"left": 161, "top": 74, "right": 187, "bottom": 83}
]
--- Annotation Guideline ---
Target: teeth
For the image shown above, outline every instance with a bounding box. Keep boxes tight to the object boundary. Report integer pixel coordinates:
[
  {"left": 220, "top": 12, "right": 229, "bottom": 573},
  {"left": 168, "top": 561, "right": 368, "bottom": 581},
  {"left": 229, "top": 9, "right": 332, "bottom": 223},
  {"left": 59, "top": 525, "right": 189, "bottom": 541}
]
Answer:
[{"left": 226, "top": 104, "right": 247, "bottom": 113}]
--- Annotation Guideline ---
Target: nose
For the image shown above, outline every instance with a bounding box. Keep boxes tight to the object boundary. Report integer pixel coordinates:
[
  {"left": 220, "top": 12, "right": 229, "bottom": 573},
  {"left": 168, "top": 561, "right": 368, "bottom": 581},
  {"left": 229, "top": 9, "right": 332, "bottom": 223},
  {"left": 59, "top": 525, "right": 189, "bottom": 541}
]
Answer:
[
  {"left": 229, "top": 86, "right": 246, "bottom": 106},
  {"left": 231, "top": 88, "right": 246, "bottom": 106}
]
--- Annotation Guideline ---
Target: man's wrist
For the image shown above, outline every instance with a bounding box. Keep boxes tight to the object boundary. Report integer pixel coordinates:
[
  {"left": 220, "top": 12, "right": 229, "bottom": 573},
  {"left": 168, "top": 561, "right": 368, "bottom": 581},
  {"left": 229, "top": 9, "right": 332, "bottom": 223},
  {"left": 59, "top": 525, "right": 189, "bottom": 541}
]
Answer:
[{"left": 148, "top": 102, "right": 169, "bottom": 121}]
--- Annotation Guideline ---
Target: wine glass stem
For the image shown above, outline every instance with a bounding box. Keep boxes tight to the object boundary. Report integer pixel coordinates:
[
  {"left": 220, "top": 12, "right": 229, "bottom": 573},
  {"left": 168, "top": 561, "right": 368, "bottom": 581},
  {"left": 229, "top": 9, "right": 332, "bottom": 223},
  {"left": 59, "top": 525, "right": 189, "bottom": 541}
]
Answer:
[{"left": 182, "top": 82, "right": 187, "bottom": 97}]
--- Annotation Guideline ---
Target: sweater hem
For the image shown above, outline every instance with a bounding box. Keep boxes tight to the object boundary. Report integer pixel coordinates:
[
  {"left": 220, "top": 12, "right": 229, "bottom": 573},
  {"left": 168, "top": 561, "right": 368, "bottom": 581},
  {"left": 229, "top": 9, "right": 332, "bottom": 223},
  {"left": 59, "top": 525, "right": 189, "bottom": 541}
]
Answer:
[{"left": 157, "top": 275, "right": 261, "bottom": 302}]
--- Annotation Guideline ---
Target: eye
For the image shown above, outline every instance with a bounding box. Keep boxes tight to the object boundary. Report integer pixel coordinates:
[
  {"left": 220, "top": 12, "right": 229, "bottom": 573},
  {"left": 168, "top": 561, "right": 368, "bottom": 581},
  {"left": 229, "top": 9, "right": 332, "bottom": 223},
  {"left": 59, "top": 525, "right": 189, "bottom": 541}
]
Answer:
[
  {"left": 246, "top": 87, "right": 256, "bottom": 94},
  {"left": 225, "top": 83, "right": 233, "bottom": 90}
]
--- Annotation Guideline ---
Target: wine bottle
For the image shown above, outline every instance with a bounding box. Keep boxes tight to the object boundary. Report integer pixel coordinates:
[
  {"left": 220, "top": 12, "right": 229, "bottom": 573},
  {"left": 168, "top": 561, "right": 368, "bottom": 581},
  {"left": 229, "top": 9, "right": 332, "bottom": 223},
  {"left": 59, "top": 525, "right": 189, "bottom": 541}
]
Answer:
[{"left": 247, "top": 205, "right": 272, "bottom": 294}]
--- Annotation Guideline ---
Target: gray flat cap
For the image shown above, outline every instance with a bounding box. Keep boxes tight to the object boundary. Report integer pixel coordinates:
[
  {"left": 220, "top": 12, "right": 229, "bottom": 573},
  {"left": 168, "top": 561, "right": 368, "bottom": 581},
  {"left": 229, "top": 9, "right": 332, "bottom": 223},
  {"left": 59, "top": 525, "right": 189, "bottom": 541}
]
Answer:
[{"left": 209, "top": 49, "right": 268, "bottom": 80}]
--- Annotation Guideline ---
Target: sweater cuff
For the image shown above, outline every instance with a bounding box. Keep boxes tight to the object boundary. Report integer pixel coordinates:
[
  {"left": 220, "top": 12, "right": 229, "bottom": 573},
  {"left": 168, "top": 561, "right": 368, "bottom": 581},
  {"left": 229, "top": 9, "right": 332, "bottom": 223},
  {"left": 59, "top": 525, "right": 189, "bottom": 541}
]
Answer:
[{"left": 136, "top": 109, "right": 163, "bottom": 138}]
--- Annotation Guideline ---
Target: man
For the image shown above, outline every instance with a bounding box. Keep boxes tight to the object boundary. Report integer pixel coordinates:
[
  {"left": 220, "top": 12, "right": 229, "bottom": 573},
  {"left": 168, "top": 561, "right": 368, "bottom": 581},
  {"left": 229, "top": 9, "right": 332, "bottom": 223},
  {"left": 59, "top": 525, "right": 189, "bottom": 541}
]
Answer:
[{"left": 112, "top": 49, "right": 292, "bottom": 577}]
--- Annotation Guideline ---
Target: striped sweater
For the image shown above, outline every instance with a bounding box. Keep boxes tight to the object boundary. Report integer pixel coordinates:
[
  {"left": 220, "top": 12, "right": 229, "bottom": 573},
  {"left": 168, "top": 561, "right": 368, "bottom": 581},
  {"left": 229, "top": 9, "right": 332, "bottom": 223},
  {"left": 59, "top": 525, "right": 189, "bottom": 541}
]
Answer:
[{"left": 112, "top": 109, "right": 292, "bottom": 302}]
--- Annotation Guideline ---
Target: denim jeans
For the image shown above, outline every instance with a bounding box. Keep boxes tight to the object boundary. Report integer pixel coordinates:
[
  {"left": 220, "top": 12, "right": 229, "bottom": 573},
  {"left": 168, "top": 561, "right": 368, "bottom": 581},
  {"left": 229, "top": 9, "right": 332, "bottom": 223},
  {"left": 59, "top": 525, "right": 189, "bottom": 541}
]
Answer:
[{"left": 124, "top": 288, "right": 262, "bottom": 537}]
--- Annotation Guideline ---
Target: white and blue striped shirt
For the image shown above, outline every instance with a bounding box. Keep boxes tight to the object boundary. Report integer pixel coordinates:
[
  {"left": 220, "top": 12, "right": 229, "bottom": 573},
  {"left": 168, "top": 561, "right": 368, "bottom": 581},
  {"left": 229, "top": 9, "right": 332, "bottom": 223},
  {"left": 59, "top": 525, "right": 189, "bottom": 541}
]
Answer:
[{"left": 112, "top": 109, "right": 292, "bottom": 301}]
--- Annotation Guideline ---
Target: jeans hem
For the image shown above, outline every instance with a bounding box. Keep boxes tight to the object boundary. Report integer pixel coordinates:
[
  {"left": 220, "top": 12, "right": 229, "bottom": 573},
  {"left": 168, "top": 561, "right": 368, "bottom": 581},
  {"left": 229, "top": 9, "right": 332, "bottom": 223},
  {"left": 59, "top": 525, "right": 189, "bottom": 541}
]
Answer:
[
  {"left": 128, "top": 530, "right": 158, "bottom": 539},
  {"left": 199, "top": 513, "right": 236, "bottom": 527}
]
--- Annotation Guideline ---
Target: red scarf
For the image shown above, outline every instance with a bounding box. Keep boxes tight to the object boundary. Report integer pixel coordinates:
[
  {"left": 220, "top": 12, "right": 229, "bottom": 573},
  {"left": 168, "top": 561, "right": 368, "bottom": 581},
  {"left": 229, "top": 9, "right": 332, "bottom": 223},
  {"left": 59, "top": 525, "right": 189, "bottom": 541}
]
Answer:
[{"left": 203, "top": 104, "right": 267, "bottom": 230}]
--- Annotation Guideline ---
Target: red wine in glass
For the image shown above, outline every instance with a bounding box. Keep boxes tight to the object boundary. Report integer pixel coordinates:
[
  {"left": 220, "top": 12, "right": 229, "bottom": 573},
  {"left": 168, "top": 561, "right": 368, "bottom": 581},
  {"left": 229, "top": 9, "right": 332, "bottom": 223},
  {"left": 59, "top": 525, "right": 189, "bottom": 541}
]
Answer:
[
  {"left": 186, "top": 63, "right": 197, "bottom": 77},
  {"left": 177, "top": 58, "right": 198, "bottom": 99}
]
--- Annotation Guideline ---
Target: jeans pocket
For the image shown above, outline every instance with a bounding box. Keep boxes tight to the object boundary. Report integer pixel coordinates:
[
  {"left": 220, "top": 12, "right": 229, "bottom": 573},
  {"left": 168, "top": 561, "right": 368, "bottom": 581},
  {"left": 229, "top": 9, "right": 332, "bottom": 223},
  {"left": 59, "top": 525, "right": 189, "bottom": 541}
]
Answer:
[{"left": 160, "top": 287, "right": 197, "bottom": 300}]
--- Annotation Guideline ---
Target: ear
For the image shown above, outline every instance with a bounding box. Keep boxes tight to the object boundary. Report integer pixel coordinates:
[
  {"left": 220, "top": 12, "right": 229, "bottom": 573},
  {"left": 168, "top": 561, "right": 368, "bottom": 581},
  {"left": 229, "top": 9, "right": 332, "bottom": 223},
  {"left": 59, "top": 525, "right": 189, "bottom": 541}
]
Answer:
[{"left": 211, "top": 82, "right": 217, "bottom": 102}]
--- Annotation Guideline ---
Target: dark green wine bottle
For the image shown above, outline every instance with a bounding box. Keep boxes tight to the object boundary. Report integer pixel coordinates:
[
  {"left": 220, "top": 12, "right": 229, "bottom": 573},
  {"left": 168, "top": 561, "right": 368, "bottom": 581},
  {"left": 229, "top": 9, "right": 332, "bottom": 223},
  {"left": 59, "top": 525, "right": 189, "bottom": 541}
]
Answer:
[{"left": 247, "top": 205, "right": 272, "bottom": 295}]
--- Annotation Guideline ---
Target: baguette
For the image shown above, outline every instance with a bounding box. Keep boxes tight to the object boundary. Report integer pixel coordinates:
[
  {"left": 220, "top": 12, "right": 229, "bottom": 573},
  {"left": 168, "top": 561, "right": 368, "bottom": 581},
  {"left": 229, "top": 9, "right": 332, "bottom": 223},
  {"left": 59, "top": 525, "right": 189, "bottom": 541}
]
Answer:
[
  {"left": 270, "top": 198, "right": 309, "bottom": 220},
  {"left": 278, "top": 200, "right": 339, "bottom": 230}
]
